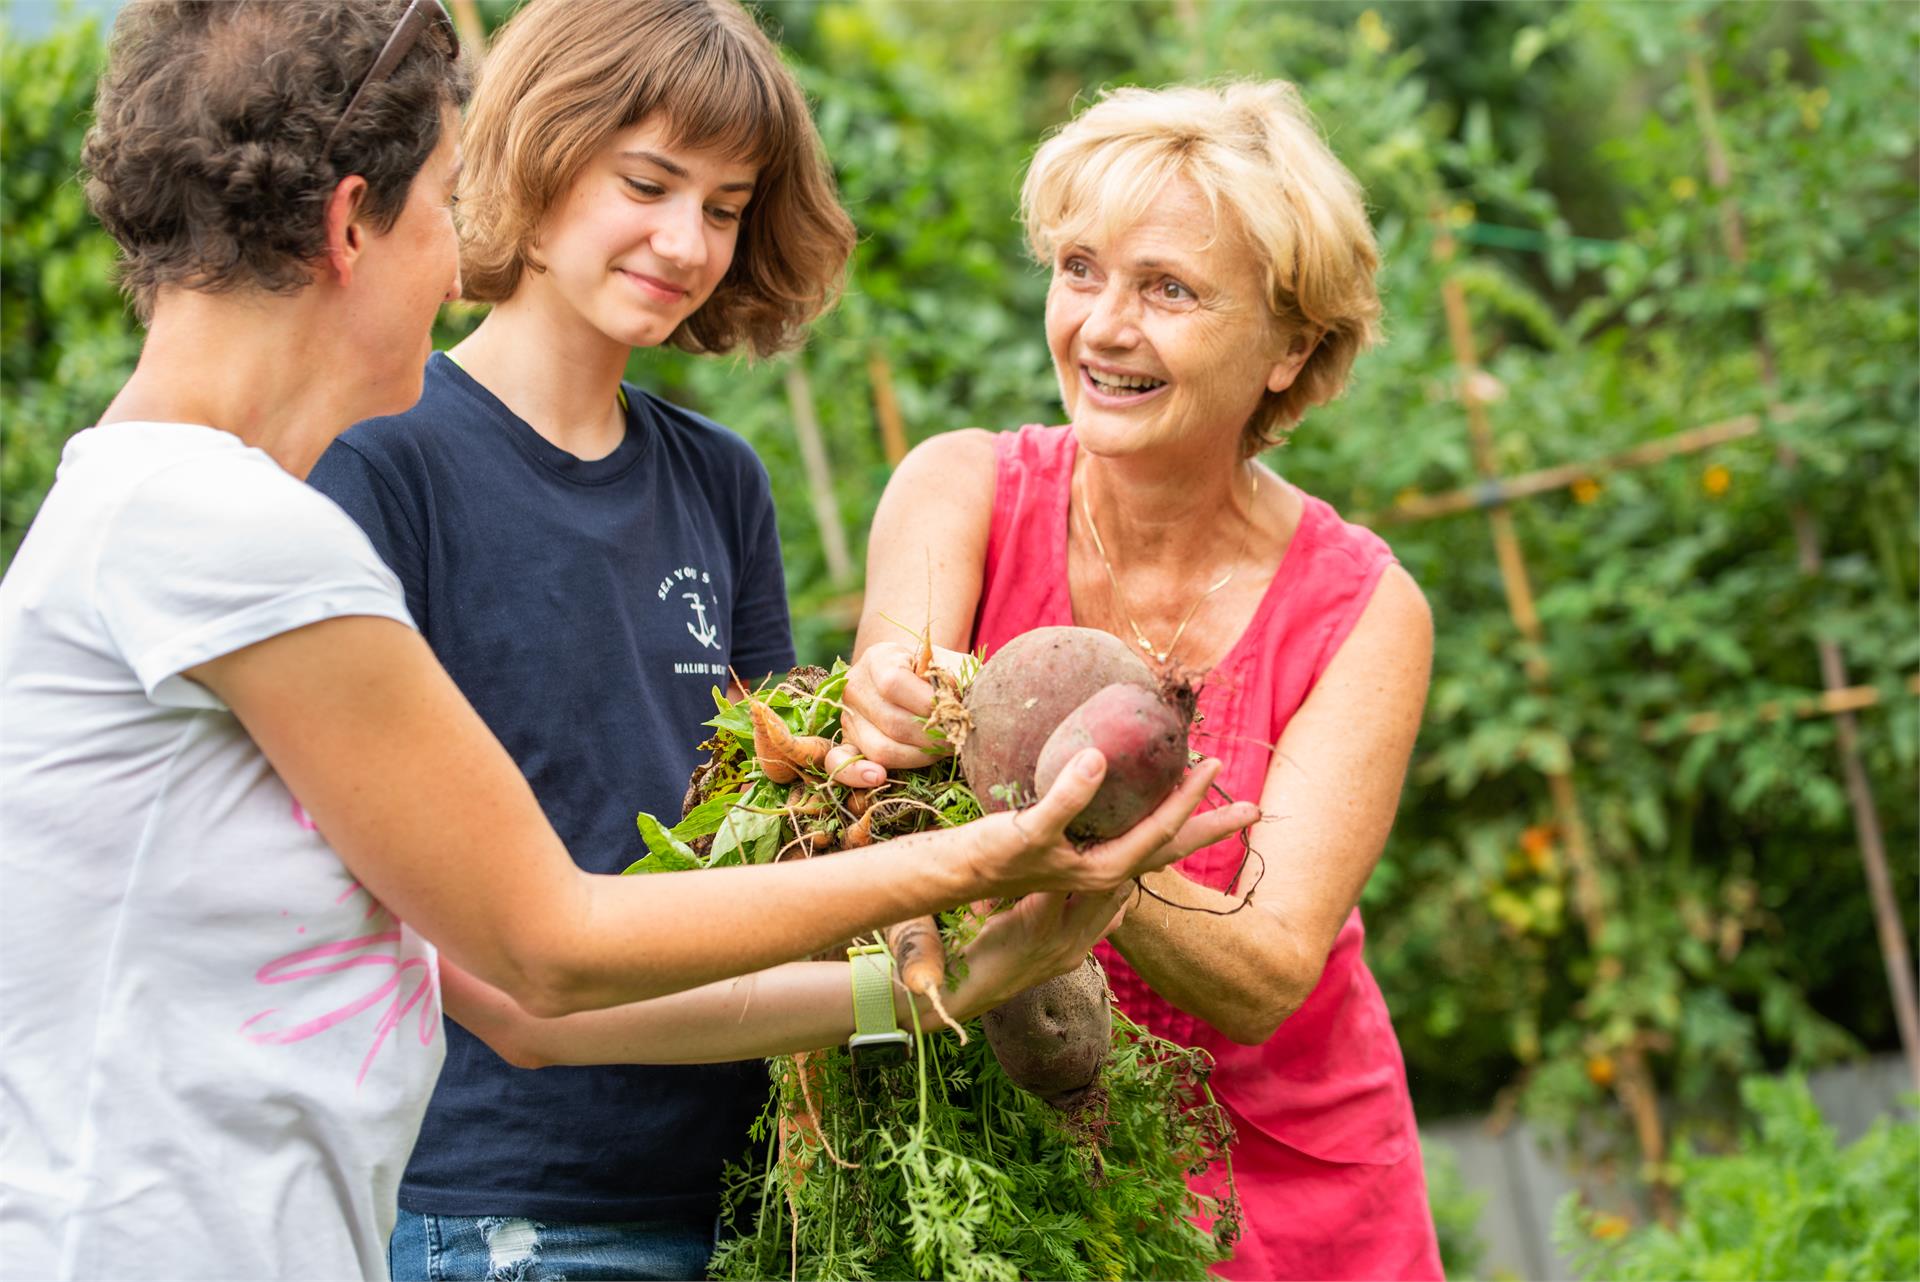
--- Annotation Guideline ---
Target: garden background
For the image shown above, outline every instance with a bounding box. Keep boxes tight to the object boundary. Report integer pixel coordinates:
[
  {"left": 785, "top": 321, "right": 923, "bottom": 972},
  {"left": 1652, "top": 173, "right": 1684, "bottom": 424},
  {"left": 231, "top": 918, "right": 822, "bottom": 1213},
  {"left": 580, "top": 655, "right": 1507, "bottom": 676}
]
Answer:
[{"left": 4, "top": 0, "right": 1916, "bottom": 1276}]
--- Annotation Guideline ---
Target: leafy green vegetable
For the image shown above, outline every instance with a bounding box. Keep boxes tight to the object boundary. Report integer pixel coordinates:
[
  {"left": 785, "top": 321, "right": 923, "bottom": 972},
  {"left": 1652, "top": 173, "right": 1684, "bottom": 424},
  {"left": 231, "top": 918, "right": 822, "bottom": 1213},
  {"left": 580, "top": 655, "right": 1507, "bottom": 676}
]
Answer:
[
  {"left": 712, "top": 1007, "right": 1237, "bottom": 1282},
  {"left": 623, "top": 812, "right": 702, "bottom": 875},
  {"left": 1554, "top": 1075, "right": 1919, "bottom": 1281},
  {"left": 673, "top": 788, "right": 748, "bottom": 841}
]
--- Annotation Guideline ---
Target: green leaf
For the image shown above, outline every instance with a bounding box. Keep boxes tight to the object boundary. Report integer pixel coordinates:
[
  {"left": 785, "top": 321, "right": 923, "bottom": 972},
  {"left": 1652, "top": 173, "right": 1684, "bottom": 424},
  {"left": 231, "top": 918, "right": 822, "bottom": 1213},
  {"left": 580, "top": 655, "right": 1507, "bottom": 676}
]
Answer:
[
  {"left": 623, "top": 811, "right": 703, "bottom": 875},
  {"left": 708, "top": 806, "right": 783, "bottom": 866},
  {"left": 671, "top": 787, "right": 745, "bottom": 840}
]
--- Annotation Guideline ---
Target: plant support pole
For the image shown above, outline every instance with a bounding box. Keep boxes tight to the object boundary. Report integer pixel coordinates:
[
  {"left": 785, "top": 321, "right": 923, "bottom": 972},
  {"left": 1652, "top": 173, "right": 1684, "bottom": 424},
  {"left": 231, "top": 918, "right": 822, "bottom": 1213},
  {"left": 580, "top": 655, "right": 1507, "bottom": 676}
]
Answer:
[
  {"left": 1368, "top": 410, "right": 1767, "bottom": 525},
  {"left": 447, "top": 0, "right": 487, "bottom": 62},
  {"left": 1433, "top": 213, "right": 1674, "bottom": 1224},
  {"left": 783, "top": 357, "right": 855, "bottom": 589},
  {"left": 1686, "top": 47, "right": 1920, "bottom": 1091},
  {"left": 866, "top": 349, "right": 910, "bottom": 467}
]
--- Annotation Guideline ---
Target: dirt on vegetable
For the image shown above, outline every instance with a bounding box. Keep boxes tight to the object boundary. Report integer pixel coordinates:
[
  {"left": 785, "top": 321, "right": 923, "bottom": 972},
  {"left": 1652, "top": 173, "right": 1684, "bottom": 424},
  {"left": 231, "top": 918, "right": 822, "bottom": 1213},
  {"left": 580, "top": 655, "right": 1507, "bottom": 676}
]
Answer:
[{"left": 982, "top": 953, "right": 1114, "bottom": 1110}]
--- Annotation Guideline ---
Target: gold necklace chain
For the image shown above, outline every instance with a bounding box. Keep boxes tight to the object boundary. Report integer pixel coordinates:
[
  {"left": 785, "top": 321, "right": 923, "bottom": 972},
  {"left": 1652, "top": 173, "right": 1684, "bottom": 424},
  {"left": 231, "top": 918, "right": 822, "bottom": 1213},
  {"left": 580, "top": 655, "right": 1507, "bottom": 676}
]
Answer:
[{"left": 1076, "top": 464, "right": 1259, "bottom": 666}]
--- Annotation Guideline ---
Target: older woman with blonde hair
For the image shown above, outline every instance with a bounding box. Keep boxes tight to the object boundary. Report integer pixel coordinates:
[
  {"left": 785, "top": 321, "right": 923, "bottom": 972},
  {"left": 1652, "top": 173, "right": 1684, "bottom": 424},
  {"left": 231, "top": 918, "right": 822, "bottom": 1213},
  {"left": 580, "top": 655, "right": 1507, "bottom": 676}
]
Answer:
[{"left": 844, "top": 81, "right": 1442, "bottom": 1279}]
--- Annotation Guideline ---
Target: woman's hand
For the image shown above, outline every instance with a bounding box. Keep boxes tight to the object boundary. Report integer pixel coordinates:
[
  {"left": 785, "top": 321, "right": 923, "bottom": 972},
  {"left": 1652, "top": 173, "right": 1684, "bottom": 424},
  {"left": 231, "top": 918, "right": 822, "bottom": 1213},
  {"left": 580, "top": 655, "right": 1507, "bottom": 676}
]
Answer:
[
  {"left": 968, "top": 752, "right": 1259, "bottom": 897},
  {"left": 940, "top": 888, "right": 1130, "bottom": 1023},
  {"left": 841, "top": 640, "right": 958, "bottom": 769}
]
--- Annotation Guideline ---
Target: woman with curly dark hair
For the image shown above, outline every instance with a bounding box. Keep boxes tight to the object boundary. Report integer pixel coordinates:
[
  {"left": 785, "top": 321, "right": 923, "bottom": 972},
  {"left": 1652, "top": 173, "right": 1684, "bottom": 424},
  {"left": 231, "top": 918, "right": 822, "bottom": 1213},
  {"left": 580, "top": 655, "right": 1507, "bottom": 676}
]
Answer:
[{"left": 0, "top": 5, "right": 1252, "bottom": 1277}]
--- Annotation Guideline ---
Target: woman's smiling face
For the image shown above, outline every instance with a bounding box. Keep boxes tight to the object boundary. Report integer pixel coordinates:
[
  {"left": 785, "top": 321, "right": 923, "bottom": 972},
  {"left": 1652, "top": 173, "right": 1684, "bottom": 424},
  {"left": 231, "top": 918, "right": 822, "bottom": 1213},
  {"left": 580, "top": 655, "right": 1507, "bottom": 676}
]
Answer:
[{"left": 1044, "top": 178, "right": 1306, "bottom": 460}]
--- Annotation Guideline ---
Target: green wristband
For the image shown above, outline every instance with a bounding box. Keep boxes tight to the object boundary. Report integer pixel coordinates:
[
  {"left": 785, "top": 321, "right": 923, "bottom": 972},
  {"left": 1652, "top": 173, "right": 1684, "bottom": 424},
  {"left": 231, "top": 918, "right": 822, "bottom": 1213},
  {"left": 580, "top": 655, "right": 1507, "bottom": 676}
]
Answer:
[{"left": 847, "top": 944, "right": 911, "bottom": 1065}]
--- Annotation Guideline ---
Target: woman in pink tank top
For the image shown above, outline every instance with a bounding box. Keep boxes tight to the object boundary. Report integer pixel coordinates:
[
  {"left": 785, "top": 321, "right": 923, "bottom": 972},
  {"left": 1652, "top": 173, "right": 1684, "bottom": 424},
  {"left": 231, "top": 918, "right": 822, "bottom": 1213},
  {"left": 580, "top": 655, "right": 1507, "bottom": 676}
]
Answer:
[{"left": 844, "top": 82, "right": 1442, "bottom": 1280}]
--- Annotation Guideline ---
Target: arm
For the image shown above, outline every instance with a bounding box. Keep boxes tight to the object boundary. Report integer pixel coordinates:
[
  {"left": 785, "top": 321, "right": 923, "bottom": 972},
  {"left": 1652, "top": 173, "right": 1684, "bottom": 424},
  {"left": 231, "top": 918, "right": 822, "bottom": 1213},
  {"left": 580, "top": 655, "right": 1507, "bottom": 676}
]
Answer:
[
  {"left": 189, "top": 616, "right": 1255, "bottom": 1018},
  {"left": 843, "top": 429, "right": 999, "bottom": 766},
  {"left": 447, "top": 884, "right": 1131, "bottom": 1068},
  {"left": 1104, "top": 566, "right": 1434, "bottom": 1044}
]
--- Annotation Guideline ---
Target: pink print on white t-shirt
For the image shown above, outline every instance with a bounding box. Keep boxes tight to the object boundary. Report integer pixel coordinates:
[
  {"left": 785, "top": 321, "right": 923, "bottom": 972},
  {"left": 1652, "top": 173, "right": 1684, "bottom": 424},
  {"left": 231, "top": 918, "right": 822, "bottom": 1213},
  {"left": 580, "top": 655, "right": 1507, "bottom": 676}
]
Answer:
[{"left": 239, "top": 882, "right": 438, "bottom": 1087}]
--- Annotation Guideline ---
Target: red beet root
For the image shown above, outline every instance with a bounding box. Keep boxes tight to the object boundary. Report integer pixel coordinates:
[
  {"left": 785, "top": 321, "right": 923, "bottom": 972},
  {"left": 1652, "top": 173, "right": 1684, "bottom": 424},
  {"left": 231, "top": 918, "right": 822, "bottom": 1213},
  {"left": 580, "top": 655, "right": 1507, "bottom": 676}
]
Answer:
[
  {"left": 959, "top": 626, "right": 1159, "bottom": 812},
  {"left": 1032, "top": 682, "right": 1190, "bottom": 841}
]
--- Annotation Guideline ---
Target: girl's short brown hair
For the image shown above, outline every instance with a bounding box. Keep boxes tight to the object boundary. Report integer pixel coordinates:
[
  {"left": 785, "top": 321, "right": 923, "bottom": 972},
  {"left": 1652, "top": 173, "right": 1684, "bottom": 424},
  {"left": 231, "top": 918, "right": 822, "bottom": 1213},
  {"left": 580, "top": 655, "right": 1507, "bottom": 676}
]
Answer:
[
  {"left": 83, "top": 0, "right": 470, "bottom": 322},
  {"left": 458, "top": 0, "right": 856, "bottom": 358}
]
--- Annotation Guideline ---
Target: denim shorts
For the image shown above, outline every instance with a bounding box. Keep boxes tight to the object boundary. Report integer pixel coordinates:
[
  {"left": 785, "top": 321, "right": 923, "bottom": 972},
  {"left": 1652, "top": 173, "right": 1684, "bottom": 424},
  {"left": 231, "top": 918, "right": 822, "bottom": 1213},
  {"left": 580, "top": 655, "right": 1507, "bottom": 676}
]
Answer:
[{"left": 388, "top": 1207, "right": 717, "bottom": 1281}]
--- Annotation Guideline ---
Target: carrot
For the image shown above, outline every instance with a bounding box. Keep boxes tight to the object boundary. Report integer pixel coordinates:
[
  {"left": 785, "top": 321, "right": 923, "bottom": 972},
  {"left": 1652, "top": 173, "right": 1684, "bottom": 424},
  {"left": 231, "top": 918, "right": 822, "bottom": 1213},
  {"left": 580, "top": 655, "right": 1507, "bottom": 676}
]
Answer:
[
  {"left": 840, "top": 807, "right": 877, "bottom": 850},
  {"left": 887, "top": 915, "right": 966, "bottom": 1044},
  {"left": 913, "top": 628, "right": 934, "bottom": 679},
  {"left": 749, "top": 697, "right": 833, "bottom": 782},
  {"left": 779, "top": 1049, "right": 854, "bottom": 1190},
  {"left": 785, "top": 784, "right": 827, "bottom": 817}
]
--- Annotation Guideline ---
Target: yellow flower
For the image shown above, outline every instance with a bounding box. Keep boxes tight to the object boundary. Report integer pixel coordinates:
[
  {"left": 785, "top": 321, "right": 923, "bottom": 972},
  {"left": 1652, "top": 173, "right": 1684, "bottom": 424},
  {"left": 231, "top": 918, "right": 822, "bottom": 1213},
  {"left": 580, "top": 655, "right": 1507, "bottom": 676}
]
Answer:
[
  {"left": 1571, "top": 477, "right": 1603, "bottom": 505},
  {"left": 1703, "top": 464, "right": 1732, "bottom": 496},
  {"left": 1669, "top": 175, "right": 1699, "bottom": 202},
  {"left": 1357, "top": 9, "right": 1392, "bottom": 54},
  {"left": 1448, "top": 200, "right": 1476, "bottom": 228},
  {"left": 1590, "top": 1212, "right": 1633, "bottom": 1241}
]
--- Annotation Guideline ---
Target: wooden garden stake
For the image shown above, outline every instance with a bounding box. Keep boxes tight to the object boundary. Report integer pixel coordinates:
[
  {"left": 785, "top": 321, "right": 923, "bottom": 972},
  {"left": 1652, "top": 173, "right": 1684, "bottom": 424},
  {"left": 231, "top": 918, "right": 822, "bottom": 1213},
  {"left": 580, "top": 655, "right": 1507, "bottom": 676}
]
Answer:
[
  {"left": 867, "top": 348, "right": 910, "bottom": 467},
  {"left": 1641, "top": 674, "right": 1920, "bottom": 741},
  {"left": 1365, "top": 411, "right": 1767, "bottom": 525},
  {"left": 446, "top": 0, "right": 487, "bottom": 61},
  {"left": 1685, "top": 46, "right": 1920, "bottom": 1092},
  {"left": 1433, "top": 212, "right": 1674, "bottom": 1223},
  {"left": 783, "top": 357, "right": 856, "bottom": 589}
]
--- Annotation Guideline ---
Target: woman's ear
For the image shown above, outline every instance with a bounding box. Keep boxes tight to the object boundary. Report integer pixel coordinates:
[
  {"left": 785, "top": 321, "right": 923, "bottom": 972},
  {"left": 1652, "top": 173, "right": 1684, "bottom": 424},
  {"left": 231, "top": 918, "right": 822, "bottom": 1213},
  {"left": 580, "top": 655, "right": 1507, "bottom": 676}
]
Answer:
[
  {"left": 1266, "top": 328, "right": 1319, "bottom": 395},
  {"left": 322, "top": 176, "right": 372, "bottom": 286}
]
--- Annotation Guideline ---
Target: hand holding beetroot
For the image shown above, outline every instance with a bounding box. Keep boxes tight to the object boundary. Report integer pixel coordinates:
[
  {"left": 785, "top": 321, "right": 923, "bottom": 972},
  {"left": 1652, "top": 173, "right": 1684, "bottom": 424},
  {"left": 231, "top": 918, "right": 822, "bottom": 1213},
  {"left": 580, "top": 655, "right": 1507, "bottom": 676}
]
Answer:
[{"left": 963, "top": 749, "right": 1247, "bottom": 898}]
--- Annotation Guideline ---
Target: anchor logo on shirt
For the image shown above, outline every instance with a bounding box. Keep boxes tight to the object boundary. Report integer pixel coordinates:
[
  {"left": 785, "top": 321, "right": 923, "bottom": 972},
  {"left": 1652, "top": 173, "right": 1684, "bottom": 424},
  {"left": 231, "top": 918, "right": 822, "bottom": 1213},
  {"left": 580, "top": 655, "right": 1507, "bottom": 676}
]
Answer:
[{"left": 683, "top": 592, "right": 721, "bottom": 650}]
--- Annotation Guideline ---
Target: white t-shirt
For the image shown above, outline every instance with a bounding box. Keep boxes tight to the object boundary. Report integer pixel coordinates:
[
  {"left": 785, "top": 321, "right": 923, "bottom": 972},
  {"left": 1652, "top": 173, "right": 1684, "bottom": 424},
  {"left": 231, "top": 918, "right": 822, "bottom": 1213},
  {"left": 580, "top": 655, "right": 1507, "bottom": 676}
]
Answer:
[{"left": 0, "top": 422, "right": 445, "bottom": 1280}]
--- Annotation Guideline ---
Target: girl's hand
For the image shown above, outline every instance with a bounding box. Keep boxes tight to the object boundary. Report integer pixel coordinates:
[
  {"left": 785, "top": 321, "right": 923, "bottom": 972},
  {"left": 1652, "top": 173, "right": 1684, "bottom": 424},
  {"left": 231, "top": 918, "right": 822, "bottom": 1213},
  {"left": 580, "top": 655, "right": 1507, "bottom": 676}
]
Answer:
[
  {"left": 841, "top": 641, "right": 955, "bottom": 769},
  {"left": 970, "top": 753, "right": 1259, "bottom": 897},
  {"left": 942, "top": 888, "right": 1130, "bottom": 1022}
]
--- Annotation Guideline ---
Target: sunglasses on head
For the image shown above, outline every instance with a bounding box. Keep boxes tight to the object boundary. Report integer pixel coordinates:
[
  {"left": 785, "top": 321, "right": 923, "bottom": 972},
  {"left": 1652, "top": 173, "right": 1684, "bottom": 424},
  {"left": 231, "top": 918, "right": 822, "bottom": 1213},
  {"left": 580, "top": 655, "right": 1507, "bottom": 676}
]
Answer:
[{"left": 324, "top": 0, "right": 460, "bottom": 157}]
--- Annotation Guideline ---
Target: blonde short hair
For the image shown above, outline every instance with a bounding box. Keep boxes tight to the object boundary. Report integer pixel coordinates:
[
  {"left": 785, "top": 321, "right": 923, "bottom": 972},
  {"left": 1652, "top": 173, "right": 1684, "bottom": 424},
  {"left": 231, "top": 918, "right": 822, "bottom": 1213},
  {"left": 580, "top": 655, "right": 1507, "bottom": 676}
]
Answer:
[
  {"left": 1022, "top": 81, "right": 1382, "bottom": 452},
  {"left": 457, "top": 0, "right": 855, "bottom": 357}
]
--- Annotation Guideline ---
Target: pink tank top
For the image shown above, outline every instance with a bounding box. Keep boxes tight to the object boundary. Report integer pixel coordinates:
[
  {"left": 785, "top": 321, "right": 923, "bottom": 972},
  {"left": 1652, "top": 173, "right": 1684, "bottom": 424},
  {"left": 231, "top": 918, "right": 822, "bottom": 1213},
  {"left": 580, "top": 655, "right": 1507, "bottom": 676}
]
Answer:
[{"left": 974, "top": 425, "right": 1439, "bottom": 1280}]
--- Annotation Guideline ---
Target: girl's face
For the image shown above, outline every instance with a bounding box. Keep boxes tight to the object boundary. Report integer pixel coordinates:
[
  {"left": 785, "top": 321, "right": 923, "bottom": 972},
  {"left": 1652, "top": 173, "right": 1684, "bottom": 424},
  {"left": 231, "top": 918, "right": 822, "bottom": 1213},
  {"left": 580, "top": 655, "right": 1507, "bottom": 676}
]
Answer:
[
  {"left": 1044, "top": 178, "right": 1305, "bottom": 461},
  {"left": 527, "top": 117, "right": 758, "bottom": 350}
]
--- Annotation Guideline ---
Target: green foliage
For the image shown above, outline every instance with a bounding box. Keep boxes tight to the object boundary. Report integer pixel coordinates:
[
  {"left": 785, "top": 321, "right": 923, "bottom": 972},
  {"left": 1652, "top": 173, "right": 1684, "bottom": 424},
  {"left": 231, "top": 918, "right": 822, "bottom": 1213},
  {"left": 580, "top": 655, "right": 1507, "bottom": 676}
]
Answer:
[
  {"left": 1554, "top": 1075, "right": 1920, "bottom": 1281},
  {"left": 1422, "top": 1140, "right": 1491, "bottom": 1281},
  {"left": 1, "top": 4, "right": 136, "bottom": 564},
  {"left": 712, "top": 1010, "right": 1236, "bottom": 1282},
  {"left": 1330, "top": 0, "right": 1920, "bottom": 1149}
]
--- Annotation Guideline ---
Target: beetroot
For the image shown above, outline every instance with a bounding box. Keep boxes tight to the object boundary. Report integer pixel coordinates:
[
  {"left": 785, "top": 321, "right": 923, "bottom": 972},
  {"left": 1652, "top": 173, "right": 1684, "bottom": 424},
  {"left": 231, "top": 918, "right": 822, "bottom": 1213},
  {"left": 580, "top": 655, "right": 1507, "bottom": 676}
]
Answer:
[
  {"left": 1032, "top": 682, "right": 1190, "bottom": 841},
  {"left": 982, "top": 954, "right": 1112, "bottom": 1109},
  {"left": 958, "top": 626, "right": 1160, "bottom": 813},
  {"left": 955, "top": 629, "right": 1196, "bottom": 1109}
]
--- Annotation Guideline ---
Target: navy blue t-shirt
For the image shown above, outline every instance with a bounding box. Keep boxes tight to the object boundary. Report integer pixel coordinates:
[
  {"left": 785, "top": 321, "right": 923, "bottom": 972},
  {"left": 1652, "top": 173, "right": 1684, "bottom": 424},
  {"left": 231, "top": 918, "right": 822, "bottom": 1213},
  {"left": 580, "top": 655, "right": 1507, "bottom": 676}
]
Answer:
[{"left": 309, "top": 353, "right": 794, "bottom": 1220}]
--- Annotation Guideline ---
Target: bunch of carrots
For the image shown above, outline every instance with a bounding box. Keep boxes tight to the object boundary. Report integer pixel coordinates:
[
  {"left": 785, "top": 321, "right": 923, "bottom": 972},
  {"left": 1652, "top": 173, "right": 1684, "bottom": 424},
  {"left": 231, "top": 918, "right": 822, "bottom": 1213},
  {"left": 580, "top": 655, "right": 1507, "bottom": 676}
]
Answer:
[{"left": 734, "top": 642, "right": 970, "bottom": 1194}]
